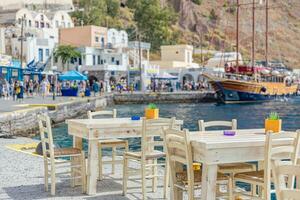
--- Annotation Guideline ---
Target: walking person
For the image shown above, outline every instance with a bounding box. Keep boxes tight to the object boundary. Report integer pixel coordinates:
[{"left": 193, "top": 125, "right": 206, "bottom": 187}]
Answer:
[
  {"left": 92, "top": 80, "right": 99, "bottom": 97},
  {"left": 17, "top": 81, "right": 24, "bottom": 102},
  {"left": 12, "top": 81, "right": 17, "bottom": 101},
  {"left": 41, "top": 78, "right": 47, "bottom": 99}
]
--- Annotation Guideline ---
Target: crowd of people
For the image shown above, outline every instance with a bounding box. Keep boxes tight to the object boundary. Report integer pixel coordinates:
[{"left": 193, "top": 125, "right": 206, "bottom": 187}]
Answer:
[
  {"left": 0, "top": 76, "right": 211, "bottom": 101},
  {"left": 0, "top": 78, "right": 53, "bottom": 101}
]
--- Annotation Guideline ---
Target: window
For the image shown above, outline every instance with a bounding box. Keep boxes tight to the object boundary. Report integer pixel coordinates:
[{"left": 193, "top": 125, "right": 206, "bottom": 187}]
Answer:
[
  {"left": 95, "top": 36, "right": 99, "bottom": 42},
  {"left": 97, "top": 55, "right": 100, "bottom": 64},
  {"left": 100, "top": 60, "right": 103, "bottom": 64},
  {"left": 111, "top": 57, "right": 115, "bottom": 63},
  {"left": 45, "top": 49, "right": 50, "bottom": 57},
  {"left": 55, "top": 20, "right": 59, "bottom": 28},
  {"left": 93, "top": 55, "right": 96, "bottom": 65},
  {"left": 28, "top": 20, "right": 31, "bottom": 27},
  {"left": 116, "top": 60, "right": 120, "bottom": 65},
  {"left": 35, "top": 21, "right": 39, "bottom": 28},
  {"left": 101, "top": 37, "right": 104, "bottom": 47},
  {"left": 18, "top": 18, "right": 21, "bottom": 24},
  {"left": 79, "top": 57, "right": 82, "bottom": 65},
  {"left": 40, "top": 22, "right": 44, "bottom": 28},
  {"left": 38, "top": 48, "right": 43, "bottom": 62},
  {"left": 46, "top": 23, "right": 50, "bottom": 28},
  {"left": 41, "top": 15, "right": 44, "bottom": 20},
  {"left": 62, "top": 15, "right": 64, "bottom": 20}
]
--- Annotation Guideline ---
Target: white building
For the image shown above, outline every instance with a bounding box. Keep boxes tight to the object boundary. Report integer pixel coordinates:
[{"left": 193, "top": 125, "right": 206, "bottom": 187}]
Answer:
[
  {"left": 11, "top": 8, "right": 74, "bottom": 29},
  {"left": 206, "top": 52, "right": 243, "bottom": 70},
  {"left": 0, "top": 0, "right": 74, "bottom": 11},
  {"left": 10, "top": 28, "right": 57, "bottom": 65},
  {"left": 0, "top": 8, "right": 74, "bottom": 68},
  {"left": 107, "top": 28, "right": 128, "bottom": 48},
  {"left": 54, "top": 47, "right": 129, "bottom": 75}
]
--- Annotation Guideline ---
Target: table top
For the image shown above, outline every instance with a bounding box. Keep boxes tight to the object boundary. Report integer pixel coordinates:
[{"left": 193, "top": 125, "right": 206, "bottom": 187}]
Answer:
[
  {"left": 67, "top": 117, "right": 183, "bottom": 129},
  {"left": 190, "top": 129, "right": 295, "bottom": 149}
]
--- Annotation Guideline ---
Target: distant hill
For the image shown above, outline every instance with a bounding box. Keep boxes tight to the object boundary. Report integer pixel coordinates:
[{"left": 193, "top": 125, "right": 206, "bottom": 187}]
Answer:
[
  {"left": 168, "top": 0, "right": 300, "bottom": 68},
  {"left": 72, "top": 0, "right": 300, "bottom": 68}
]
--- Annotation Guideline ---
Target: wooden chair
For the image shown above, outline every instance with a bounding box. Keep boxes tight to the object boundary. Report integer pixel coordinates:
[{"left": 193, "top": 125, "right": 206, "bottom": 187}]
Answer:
[
  {"left": 273, "top": 164, "right": 300, "bottom": 200},
  {"left": 38, "top": 114, "right": 86, "bottom": 195},
  {"left": 164, "top": 127, "right": 233, "bottom": 200},
  {"left": 122, "top": 118, "right": 175, "bottom": 200},
  {"left": 234, "top": 131, "right": 300, "bottom": 200},
  {"left": 198, "top": 120, "right": 256, "bottom": 175},
  {"left": 87, "top": 109, "right": 129, "bottom": 180}
]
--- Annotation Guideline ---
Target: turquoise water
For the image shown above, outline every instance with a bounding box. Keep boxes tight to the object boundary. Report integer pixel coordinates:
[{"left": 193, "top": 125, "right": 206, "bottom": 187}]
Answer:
[
  {"left": 45, "top": 97, "right": 300, "bottom": 199},
  {"left": 50, "top": 97, "right": 300, "bottom": 150}
]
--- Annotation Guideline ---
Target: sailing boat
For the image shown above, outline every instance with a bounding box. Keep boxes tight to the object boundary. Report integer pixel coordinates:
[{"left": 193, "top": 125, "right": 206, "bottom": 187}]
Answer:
[{"left": 204, "top": 0, "right": 298, "bottom": 103}]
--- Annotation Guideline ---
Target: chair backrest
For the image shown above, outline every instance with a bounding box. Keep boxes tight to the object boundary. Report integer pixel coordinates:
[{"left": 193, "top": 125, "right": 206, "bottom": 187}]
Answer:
[
  {"left": 273, "top": 164, "right": 300, "bottom": 200},
  {"left": 141, "top": 117, "right": 176, "bottom": 159},
  {"left": 164, "top": 128, "right": 194, "bottom": 189},
  {"left": 38, "top": 114, "right": 55, "bottom": 160},
  {"left": 198, "top": 119, "right": 237, "bottom": 131},
  {"left": 264, "top": 131, "right": 300, "bottom": 199},
  {"left": 87, "top": 109, "right": 117, "bottom": 119}
]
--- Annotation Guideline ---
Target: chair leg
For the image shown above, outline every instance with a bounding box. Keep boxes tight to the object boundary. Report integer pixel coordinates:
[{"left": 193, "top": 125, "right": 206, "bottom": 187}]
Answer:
[
  {"left": 98, "top": 143, "right": 103, "bottom": 181},
  {"left": 152, "top": 159, "right": 158, "bottom": 192},
  {"left": 188, "top": 188, "right": 194, "bottom": 200},
  {"left": 122, "top": 157, "right": 128, "bottom": 196},
  {"left": 44, "top": 160, "right": 49, "bottom": 192},
  {"left": 163, "top": 162, "right": 169, "bottom": 199},
  {"left": 70, "top": 157, "right": 75, "bottom": 187},
  {"left": 50, "top": 166, "right": 56, "bottom": 196},
  {"left": 142, "top": 162, "right": 147, "bottom": 200},
  {"left": 81, "top": 152, "right": 87, "bottom": 194},
  {"left": 112, "top": 146, "right": 116, "bottom": 174},
  {"left": 228, "top": 177, "right": 233, "bottom": 200}
]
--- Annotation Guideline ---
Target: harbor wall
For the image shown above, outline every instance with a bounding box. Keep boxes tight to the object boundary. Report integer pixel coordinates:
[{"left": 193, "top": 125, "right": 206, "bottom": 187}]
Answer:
[
  {"left": 0, "top": 91, "right": 216, "bottom": 137},
  {"left": 0, "top": 94, "right": 114, "bottom": 137},
  {"left": 113, "top": 91, "right": 216, "bottom": 104}
]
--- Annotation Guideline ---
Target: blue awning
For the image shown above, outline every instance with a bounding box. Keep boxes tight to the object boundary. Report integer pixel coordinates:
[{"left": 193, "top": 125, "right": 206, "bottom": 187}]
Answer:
[{"left": 59, "top": 70, "right": 87, "bottom": 81}]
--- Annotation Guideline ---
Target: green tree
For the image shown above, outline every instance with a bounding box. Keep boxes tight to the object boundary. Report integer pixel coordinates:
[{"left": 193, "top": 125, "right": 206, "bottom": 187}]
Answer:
[
  {"left": 209, "top": 9, "right": 218, "bottom": 22},
  {"left": 126, "top": 0, "right": 141, "bottom": 9},
  {"left": 105, "top": 0, "right": 120, "bottom": 18},
  {"left": 192, "top": 0, "right": 202, "bottom": 5},
  {"left": 134, "top": 0, "right": 178, "bottom": 51},
  {"left": 71, "top": 0, "right": 107, "bottom": 26},
  {"left": 54, "top": 45, "right": 81, "bottom": 71}
]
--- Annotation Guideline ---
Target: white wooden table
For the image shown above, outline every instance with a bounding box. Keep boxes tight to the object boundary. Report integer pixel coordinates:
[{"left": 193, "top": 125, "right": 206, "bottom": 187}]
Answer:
[
  {"left": 189, "top": 129, "right": 295, "bottom": 200},
  {"left": 66, "top": 118, "right": 183, "bottom": 195}
]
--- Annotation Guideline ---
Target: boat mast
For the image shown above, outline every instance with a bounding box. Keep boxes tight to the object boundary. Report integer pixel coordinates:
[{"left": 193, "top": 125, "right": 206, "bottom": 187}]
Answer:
[
  {"left": 265, "top": 0, "right": 269, "bottom": 67},
  {"left": 236, "top": 0, "right": 240, "bottom": 69},
  {"left": 252, "top": 0, "right": 255, "bottom": 68},
  {"left": 252, "top": 0, "right": 256, "bottom": 81}
]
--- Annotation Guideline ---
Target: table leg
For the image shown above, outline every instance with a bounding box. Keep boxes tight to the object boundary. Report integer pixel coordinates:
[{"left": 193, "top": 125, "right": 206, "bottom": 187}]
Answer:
[
  {"left": 201, "top": 164, "right": 218, "bottom": 200},
  {"left": 73, "top": 136, "right": 83, "bottom": 186},
  {"left": 87, "top": 139, "right": 99, "bottom": 195}
]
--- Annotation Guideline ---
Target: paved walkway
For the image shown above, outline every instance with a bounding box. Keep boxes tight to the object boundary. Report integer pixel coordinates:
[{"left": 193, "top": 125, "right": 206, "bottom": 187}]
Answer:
[
  {"left": 0, "top": 137, "right": 176, "bottom": 200},
  {"left": 0, "top": 96, "right": 85, "bottom": 113}
]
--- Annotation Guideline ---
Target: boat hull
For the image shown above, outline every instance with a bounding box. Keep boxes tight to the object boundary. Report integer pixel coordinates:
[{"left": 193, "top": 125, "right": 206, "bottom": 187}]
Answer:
[
  {"left": 216, "top": 88, "right": 295, "bottom": 103},
  {"left": 204, "top": 74, "right": 298, "bottom": 103}
]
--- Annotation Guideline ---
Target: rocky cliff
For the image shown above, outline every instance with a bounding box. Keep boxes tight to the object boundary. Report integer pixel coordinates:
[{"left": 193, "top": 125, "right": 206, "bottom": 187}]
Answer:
[{"left": 167, "top": 0, "right": 300, "bottom": 68}]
